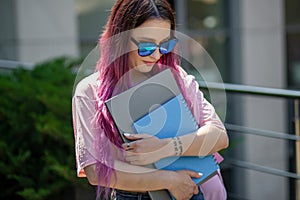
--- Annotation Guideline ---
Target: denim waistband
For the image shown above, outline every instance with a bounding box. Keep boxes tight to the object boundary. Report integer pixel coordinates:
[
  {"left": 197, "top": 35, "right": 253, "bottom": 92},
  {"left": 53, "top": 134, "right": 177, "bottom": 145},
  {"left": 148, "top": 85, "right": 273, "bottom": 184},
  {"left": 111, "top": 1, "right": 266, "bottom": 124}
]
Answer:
[
  {"left": 115, "top": 190, "right": 151, "bottom": 200},
  {"left": 115, "top": 189, "right": 205, "bottom": 200}
]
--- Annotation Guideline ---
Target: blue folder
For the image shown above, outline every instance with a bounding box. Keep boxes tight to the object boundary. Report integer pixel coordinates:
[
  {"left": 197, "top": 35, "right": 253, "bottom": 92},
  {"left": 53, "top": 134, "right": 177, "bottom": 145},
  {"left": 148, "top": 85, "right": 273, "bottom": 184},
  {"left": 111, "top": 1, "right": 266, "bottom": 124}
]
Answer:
[{"left": 133, "top": 94, "right": 219, "bottom": 185}]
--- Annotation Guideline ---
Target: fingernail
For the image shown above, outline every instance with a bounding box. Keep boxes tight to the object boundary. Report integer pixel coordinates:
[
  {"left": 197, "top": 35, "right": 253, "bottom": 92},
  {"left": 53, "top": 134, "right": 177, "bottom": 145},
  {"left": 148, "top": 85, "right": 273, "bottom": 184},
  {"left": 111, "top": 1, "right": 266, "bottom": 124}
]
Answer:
[
  {"left": 198, "top": 172, "right": 203, "bottom": 176},
  {"left": 123, "top": 133, "right": 131, "bottom": 137}
]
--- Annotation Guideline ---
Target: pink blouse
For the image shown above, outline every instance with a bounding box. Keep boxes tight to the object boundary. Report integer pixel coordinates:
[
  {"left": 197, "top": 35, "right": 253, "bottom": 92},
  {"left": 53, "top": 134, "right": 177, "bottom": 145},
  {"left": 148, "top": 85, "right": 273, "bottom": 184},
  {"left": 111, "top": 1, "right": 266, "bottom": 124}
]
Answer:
[{"left": 72, "top": 68, "right": 227, "bottom": 199}]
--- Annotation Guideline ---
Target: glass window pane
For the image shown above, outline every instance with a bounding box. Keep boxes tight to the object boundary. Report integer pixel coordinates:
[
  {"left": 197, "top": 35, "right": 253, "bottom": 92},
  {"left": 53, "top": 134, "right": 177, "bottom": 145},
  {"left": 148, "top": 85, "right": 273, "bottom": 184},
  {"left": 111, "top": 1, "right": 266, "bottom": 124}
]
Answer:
[
  {"left": 287, "top": 33, "right": 300, "bottom": 88},
  {"left": 286, "top": 0, "right": 300, "bottom": 88},
  {"left": 180, "top": 34, "right": 230, "bottom": 82},
  {"left": 75, "top": 0, "right": 114, "bottom": 56},
  {"left": 285, "top": 0, "right": 300, "bottom": 25},
  {"left": 186, "top": 0, "right": 227, "bottom": 30}
]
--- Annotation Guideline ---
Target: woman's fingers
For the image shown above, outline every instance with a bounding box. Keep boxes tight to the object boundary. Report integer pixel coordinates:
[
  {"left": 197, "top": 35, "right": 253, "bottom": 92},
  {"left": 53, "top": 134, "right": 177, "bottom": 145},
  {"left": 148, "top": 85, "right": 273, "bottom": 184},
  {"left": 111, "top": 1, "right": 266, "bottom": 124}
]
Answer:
[
  {"left": 122, "top": 133, "right": 150, "bottom": 150},
  {"left": 183, "top": 170, "right": 202, "bottom": 178},
  {"left": 122, "top": 133, "right": 158, "bottom": 151},
  {"left": 121, "top": 134, "right": 168, "bottom": 165},
  {"left": 124, "top": 148, "right": 161, "bottom": 165},
  {"left": 122, "top": 140, "right": 138, "bottom": 150},
  {"left": 122, "top": 142, "right": 133, "bottom": 150},
  {"left": 124, "top": 152, "right": 147, "bottom": 165},
  {"left": 123, "top": 133, "right": 152, "bottom": 140}
]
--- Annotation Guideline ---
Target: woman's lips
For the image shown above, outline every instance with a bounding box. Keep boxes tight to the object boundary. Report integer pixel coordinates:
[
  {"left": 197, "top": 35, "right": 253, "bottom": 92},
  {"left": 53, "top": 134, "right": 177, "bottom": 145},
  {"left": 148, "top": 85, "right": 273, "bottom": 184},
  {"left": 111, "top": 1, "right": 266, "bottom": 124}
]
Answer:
[{"left": 143, "top": 61, "right": 156, "bottom": 66}]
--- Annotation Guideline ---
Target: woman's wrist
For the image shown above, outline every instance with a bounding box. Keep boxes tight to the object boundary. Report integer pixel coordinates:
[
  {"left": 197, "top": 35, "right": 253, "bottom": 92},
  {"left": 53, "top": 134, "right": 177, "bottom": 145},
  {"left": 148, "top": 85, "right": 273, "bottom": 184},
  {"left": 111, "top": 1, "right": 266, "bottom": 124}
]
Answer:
[
  {"left": 158, "top": 170, "right": 177, "bottom": 190},
  {"left": 162, "top": 137, "right": 184, "bottom": 157},
  {"left": 161, "top": 138, "right": 176, "bottom": 158}
]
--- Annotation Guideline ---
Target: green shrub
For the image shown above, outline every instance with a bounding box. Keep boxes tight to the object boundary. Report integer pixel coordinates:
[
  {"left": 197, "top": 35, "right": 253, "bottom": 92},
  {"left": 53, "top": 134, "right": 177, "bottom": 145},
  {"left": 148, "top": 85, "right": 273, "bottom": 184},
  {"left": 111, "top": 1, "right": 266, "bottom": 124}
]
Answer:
[{"left": 0, "top": 57, "right": 90, "bottom": 200}]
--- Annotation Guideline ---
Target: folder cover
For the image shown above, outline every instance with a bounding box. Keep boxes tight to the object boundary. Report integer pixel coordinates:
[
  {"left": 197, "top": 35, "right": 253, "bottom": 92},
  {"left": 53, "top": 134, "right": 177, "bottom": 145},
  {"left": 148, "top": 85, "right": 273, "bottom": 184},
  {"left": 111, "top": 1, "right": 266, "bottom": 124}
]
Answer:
[{"left": 133, "top": 94, "right": 219, "bottom": 184}]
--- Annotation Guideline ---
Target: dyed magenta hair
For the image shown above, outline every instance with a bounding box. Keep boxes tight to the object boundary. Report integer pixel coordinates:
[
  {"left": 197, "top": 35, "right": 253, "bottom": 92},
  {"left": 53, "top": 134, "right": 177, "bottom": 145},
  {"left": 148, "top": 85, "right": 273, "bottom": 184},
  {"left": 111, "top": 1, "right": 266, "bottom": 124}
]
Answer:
[{"left": 94, "top": 0, "right": 189, "bottom": 198}]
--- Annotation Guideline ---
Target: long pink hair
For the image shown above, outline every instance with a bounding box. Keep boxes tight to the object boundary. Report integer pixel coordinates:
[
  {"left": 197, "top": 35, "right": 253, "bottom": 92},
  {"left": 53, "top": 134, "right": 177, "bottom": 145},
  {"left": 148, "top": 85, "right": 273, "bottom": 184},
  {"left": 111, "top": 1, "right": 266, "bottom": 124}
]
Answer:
[{"left": 94, "top": 0, "right": 189, "bottom": 198}]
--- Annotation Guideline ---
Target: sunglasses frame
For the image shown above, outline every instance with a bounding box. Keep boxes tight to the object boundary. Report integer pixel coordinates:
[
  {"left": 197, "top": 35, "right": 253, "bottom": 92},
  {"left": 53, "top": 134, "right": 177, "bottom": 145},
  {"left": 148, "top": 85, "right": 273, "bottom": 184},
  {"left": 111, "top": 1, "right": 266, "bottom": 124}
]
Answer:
[{"left": 131, "top": 37, "right": 178, "bottom": 57}]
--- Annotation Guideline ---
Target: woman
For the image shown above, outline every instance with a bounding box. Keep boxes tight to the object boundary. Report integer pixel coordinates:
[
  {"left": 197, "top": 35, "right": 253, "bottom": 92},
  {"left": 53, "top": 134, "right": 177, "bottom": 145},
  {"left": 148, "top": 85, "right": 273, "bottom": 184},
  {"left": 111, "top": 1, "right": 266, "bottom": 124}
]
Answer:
[{"left": 72, "top": 0, "right": 228, "bottom": 199}]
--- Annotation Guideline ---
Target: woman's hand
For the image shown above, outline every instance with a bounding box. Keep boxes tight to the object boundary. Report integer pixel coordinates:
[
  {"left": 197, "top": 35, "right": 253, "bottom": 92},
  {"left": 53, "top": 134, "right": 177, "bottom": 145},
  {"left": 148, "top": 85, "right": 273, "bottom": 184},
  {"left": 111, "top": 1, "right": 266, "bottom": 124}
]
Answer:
[
  {"left": 122, "top": 133, "right": 172, "bottom": 165},
  {"left": 167, "top": 170, "right": 201, "bottom": 200}
]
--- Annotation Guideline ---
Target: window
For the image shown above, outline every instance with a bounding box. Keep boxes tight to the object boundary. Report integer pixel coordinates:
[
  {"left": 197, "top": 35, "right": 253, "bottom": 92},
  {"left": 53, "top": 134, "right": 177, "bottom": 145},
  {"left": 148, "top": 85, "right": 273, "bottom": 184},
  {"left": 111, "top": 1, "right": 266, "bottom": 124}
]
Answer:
[
  {"left": 286, "top": 0, "right": 300, "bottom": 89},
  {"left": 175, "top": 0, "right": 230, "bottom": 82}
]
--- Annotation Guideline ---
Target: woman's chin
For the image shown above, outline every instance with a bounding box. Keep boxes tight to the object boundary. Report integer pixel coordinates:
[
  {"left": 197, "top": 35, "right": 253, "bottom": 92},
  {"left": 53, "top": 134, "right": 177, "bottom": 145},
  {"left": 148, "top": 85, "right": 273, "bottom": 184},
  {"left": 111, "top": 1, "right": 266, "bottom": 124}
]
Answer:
[{"left": 134, "top": 64, "right": 155, "bottom": 73}]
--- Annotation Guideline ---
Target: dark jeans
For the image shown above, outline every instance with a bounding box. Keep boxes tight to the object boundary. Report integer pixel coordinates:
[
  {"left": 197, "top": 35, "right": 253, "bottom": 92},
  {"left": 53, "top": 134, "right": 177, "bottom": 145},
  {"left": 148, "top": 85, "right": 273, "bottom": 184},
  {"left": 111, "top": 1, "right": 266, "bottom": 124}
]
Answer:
[
  {"left": 115, "top": 190, "right": 151, "bottom": 200},
  {"left": 115, "top": 188, "right": 205, "bottom": 200}
]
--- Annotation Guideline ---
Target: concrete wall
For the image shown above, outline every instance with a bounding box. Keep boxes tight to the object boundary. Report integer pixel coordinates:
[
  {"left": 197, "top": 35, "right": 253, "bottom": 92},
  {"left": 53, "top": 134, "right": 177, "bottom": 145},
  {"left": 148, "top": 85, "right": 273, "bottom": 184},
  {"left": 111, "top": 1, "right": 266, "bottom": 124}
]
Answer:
[
  {"left": 240, "top": 0, "right": 288, "bottom": 199},
  {"left": 0, "top": 0, "right": 79, "bottom": 63}
]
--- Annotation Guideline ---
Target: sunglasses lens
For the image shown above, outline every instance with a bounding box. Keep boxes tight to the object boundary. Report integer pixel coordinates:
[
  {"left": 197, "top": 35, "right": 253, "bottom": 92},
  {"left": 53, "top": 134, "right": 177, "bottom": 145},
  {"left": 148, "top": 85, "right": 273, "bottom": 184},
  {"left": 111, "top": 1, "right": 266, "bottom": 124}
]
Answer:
[
  {"left": 138, "top": 43, "right": 156, "bottom": 56},
  {"left": 160, "top": 39, "right": 178, "bottom": 54},
  {"left": 135, "top": 38, "right": 178, "bottom": 56}
]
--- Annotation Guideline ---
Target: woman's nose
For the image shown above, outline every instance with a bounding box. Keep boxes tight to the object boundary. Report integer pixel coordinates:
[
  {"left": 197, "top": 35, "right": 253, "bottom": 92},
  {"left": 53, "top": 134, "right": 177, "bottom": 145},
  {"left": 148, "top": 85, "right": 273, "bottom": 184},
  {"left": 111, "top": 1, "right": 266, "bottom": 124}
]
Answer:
[{"left": 150, "top": 48, "right": 162, "bottom": 60}]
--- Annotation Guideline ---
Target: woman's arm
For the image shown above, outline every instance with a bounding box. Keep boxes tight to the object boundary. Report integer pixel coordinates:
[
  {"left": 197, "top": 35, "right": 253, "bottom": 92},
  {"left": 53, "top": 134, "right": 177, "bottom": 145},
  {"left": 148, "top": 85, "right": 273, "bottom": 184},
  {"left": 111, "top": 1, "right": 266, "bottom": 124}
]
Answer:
[
  {"left": 84, "top": 160, "right": 201, "bottom": 200},
  {"left": 123, "top": 124, "right": 228, "bottom": 165},
  {"left": 177, "top": 124, "right": 228, "bottom": 156}
]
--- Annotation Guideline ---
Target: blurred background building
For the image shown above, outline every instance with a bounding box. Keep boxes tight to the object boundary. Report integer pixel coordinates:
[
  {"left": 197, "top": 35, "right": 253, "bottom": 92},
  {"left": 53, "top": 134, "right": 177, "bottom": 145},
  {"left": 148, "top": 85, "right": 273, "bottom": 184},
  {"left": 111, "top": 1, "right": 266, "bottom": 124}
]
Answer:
[{"left": 0, "top": 0, "right": 299, "bottom": 199}]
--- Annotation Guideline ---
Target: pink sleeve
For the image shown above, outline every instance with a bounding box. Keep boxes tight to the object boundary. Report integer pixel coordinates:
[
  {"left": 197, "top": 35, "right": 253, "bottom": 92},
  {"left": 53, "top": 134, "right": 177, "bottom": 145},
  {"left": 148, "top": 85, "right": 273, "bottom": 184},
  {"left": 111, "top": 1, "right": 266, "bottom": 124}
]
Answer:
[
  {"left": 72, "top": 95, "right": 98, "bottom": 177},
  {"left": 182, "top": 73, "right": 225, "bottom": 131}
]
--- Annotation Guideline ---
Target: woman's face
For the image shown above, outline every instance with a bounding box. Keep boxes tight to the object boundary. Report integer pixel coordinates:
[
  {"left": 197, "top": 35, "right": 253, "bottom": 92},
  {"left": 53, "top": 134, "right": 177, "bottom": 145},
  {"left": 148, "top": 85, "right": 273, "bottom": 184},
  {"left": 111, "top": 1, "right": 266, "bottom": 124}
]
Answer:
[{"left": 129, "top": 19, "right": 171, "bottom": 73}]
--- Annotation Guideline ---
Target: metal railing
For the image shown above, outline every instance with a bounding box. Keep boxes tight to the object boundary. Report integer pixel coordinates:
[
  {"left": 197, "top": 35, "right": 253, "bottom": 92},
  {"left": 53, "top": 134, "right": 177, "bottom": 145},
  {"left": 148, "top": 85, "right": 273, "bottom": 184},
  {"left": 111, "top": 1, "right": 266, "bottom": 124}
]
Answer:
[
  {"left": 0, "top": 59, "right": 34, "bottom": 71},
  {"left": 199, "top": 81, "right": 300, "bottom": 200}
]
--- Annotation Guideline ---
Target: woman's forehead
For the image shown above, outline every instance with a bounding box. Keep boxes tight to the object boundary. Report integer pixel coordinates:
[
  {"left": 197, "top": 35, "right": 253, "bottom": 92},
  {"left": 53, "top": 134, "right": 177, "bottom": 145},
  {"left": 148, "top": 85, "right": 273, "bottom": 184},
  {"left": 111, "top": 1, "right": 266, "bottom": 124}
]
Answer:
[{"left": 131, "top": 19, "right": 171, "bottom": 42}]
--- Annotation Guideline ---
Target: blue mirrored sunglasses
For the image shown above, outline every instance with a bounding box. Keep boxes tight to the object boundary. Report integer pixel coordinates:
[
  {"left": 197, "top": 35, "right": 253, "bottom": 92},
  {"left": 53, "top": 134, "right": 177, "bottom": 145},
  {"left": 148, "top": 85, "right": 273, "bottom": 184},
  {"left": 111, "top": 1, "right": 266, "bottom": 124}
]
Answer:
[{"left": 131, "top": 37, "right": 178, "bottom": 57}]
